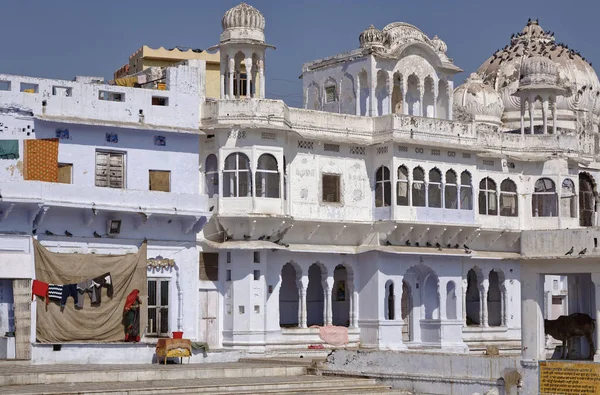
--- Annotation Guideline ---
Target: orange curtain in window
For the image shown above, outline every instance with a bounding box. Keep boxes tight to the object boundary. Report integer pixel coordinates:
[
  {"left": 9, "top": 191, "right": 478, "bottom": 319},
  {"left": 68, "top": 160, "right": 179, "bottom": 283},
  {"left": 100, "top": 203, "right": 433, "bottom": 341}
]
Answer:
[{"left": 23, "top": 138, "right": 59, "bottom": 182}]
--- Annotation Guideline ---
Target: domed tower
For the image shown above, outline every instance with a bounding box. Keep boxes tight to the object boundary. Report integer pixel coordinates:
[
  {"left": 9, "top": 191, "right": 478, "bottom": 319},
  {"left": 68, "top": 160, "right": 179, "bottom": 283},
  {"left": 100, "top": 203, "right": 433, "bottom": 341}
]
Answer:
[
  {"left": 453, "top": 73, "right": 504, "bottom": 126},
  {"left": 514, "top": 56, "right": 566, "bottom": 134},
  {"left": 215, "top": 3, "right": 274, "bottom": 99}
]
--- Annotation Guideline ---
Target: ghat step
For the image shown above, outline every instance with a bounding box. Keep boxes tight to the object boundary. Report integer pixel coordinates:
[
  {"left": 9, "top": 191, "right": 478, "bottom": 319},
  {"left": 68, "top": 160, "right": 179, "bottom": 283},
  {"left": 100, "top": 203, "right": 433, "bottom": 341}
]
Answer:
[{"left": 0, "top": 362, "right": 402, "bottom": 394}]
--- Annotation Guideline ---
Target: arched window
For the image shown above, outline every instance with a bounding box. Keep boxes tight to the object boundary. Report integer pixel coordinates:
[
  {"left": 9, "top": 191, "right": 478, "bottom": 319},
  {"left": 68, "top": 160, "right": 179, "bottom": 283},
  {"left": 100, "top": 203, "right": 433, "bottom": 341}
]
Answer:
[
  {"left": 561, "top": 179, "right": 576, "bottom": 218},
  {"left": 460, "top": 171, "right": 472, "bottom": 210},
  {"left": 532, "top": 178, "right": 557, "bottom": 217},
  {"left": 223, "top": 152, "right": 251, "bottom": 197},
  {"left": 478, "top": 177, "right": 497, "bottom": 215},
  {"left": 412, "top": 167, "right": 425, "bottom": 206},
  {"left": 385, "top": 281, "right": 395, "bottom": 320},
  {"left": 428, "top": 168, "right": 442, "bottom": 208},
  {"left": 500, "top": 179, "right": 518, "bottom": 217},
  {"left": 205, "top": 154, "right": 218, "bottom": 198},
  {"left": 255, "top": 154, "right": 280, "bottom": 198},
  {"left": 375, "top": 166, "right": 391, "bottom": 207},
  {"left": 579, "top": 173, "right": 596, "bottom": 226},
  {"left": 445, "top": 170, "right": 458, "bottom": 209},
  {"left": 397, "top": 165, "right": 409, "bottom": 206}
]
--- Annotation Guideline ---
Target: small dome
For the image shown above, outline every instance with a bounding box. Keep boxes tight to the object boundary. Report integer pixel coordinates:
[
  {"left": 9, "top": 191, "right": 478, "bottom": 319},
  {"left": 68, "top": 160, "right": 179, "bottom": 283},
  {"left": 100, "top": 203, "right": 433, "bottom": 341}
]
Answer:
[
  {"left": 520, "top": 56, "right": 560, "bottom": 88},
  {"left": 221, "top": 3, "right": 266, "bottom": 43},
  {"left": 453, "top": 73, "right": 504, "bottom": 125},
  {"left": 431, "top": 35, "right": 447, "bottom": 54},
  {"left": 359, "top": 25, "right": 386, "bottom": 49}
]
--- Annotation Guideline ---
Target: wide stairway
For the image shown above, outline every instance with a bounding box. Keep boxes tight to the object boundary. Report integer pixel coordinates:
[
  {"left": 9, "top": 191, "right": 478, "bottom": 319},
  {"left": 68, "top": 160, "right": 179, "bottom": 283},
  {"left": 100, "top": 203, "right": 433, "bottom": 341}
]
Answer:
[{"left": 0, "top": 358, "right": 407, "bottom": 394}]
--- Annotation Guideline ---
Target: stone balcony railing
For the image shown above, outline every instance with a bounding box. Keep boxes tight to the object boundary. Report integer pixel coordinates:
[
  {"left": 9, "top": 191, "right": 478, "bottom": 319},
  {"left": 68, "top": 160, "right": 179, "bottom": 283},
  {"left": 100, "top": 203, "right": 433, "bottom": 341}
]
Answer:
[{"left": 201, "top": 99, "right": 597, "bottom": 158}]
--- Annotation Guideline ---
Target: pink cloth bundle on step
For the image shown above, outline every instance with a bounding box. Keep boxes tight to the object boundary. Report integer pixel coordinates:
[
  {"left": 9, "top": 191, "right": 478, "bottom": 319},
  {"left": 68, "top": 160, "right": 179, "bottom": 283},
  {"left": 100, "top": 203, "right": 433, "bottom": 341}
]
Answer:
[{"left": 318, "top": 325, "right": 349, "bottom": 346}]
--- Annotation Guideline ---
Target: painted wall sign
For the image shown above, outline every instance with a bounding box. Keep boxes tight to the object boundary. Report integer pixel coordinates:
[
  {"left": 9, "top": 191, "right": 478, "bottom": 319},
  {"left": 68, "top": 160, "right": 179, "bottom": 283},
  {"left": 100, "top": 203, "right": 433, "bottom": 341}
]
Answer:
[{"left": 539, "top": 361, "right": 600, "bottom": 394}]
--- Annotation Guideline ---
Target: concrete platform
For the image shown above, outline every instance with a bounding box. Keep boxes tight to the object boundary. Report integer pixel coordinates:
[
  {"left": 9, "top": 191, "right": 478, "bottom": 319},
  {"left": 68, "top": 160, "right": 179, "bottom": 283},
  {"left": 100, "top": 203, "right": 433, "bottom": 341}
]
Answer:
[{"left": 0, "top": 360, "right": 404, "bottom": 394}]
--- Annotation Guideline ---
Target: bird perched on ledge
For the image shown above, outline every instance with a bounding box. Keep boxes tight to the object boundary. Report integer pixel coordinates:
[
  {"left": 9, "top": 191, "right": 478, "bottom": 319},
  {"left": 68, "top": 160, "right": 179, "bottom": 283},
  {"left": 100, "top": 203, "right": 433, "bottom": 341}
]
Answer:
[{"left": 565, "top": 246, "right": 574, "bottom": 255}]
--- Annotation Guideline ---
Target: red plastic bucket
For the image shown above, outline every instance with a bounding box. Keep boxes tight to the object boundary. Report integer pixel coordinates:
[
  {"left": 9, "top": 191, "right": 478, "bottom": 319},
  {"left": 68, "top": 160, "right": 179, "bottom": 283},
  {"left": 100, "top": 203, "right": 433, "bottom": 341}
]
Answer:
[{"left": 172, "top": 331, "right": 183, "bottom": 339}]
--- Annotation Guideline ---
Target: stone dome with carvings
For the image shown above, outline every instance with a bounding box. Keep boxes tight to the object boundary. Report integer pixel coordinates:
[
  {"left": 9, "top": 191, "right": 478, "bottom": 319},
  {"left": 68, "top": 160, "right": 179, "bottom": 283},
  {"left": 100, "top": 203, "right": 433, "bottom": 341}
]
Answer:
[
  {"left": 519, "top": 56, "right": 560, "bottom": 88},
  {"left": 359, "top": 25, "right": 386, "bottom": 49},
  {"left": 454, "top": 73, "right": 504, "bottom": 125},
  {"left": 431, "top": 35, "right": 447, "bottom": 55},
  {"left": 220, "top": 3, "right": 266, "bottom": 43},
  {"left": 476, "top": 19, "right": 600, "bottom": 128}
]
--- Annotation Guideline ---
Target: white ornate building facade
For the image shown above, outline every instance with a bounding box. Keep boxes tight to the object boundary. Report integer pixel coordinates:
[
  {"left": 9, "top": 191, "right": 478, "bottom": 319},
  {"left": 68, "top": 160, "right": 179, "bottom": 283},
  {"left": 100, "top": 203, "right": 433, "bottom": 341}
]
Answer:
[{"left": 1, "top": 6, "right": 600, "bottom": 384}]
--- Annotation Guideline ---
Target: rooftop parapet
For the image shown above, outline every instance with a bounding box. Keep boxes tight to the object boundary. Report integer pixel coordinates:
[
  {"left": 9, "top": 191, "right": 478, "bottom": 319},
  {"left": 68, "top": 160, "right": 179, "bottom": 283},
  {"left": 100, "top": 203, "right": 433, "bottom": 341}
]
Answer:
[{"left": 0, "top": 60, "right": 206, "bottom": 132}]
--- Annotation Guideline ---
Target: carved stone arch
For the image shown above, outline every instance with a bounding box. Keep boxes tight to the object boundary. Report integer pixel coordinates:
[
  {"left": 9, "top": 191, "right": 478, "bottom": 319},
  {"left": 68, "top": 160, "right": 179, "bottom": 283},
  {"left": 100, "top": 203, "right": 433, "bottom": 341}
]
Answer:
[
  {"left": 392, "top": 70, "right": 404, "bottom": 114},
  {"left": 465, "top": 266, "right": 484, "bottom": 326},
  {"left": 358, "top": 69, "right": 369, "bottom": 116},
  {"left": 279, "top": 261, "right": 303, "bottom": 328},
  {"left": 487, "top": 268, "right": 505, "bottom": 327},
  {"left": 406, "top": 73, "right": 421, "bottom": 116}
]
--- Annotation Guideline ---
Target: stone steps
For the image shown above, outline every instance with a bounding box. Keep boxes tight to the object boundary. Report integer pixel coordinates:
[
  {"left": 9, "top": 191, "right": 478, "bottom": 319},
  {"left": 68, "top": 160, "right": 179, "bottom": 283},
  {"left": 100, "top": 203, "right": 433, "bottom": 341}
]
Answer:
[{"left": 0, "top": 361, "right": 400, "bottom": 394}]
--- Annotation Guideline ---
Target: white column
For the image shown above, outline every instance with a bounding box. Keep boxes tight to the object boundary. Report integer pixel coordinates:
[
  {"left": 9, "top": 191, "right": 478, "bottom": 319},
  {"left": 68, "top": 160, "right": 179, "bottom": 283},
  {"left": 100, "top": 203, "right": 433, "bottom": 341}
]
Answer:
[
  {"left": 325, "top": 276, "right": 334, "bottom": 326},
  {"left": 419, "top": 82, "right": 425, "bottom": 117},
  {"left": 482, "top": 281, "right": 489, "bottom": 328},
  {"left": 433, "top": 81, "right": 439, "bottom": 119},
  {"left": 299, "top": 277, "right": 308, "bottom": 329},
  {"left": 387, "top": 73, "right": 394, "bottom": 115},
  {"left": 259, "top": 60, "right": 265, "bottom": 99},
  {"left": 402, "top": 77, "right": 408, "bottom": 115},
  {"left": 220, "top": 63, "right": 225, "bottom": 99},
  {"left": 462, "top": 278, "right": 467, "bottom": 327},
  {"left": 228, "top": 58, "right": 235, "bottom": 99},
  {"left": 552, "top": 99, "right": 557, "bottom": 134},
  {"left": 447, "top": 80, "right": 454, "bottom": 120},
  {"left": 520, "top": 99, "right": 525, "bottom": 135},
  {"left": 236, "top": 70, "right": 241, "bottom": 100},
  {"left": 521, "top": 269, "right": 545, "bottom": 361},
  {"left": 355, "top": 76, "right": 361, "bottom": 116},
  {"left": 529, "top": 96, "right": 535, "bottom": 134},
  {"left": 245, "top": 61, "right": 253, "bottom": 99},
  {"left": 542, "top": 98, "right": 549, "bottom": 134},
  {"left": 592, "top": 273, "right": 600, "bottom": 361},
  {"left": 369, "top": 74, "right": 376, "bottom": 117}
]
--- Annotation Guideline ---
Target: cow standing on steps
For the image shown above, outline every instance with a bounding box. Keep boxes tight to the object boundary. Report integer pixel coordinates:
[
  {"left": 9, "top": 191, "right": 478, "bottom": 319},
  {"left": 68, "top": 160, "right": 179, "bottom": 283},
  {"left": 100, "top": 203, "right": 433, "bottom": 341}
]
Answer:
[{"left": 544, "top": 313, "right": 596, "bottom": 360}]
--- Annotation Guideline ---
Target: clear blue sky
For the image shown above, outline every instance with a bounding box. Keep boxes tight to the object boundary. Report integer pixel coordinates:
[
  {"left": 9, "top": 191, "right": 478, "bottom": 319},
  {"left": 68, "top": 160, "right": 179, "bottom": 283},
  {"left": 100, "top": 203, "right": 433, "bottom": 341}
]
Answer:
[{"left": 1, "top": 0, "right": 596, "bottom": 108}]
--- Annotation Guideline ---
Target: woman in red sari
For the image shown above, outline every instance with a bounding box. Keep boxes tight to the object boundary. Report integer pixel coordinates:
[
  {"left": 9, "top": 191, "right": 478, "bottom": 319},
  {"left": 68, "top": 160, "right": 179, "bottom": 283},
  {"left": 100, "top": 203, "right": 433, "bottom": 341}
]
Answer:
[{"left": 123, "top": 289, "right": 142, "bottom": 342}]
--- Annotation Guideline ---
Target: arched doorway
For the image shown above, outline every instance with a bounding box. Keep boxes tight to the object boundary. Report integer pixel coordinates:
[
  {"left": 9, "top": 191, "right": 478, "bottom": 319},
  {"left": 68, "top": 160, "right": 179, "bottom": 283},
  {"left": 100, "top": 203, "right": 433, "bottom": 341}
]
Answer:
[
  {"left": 579, "top": 173, "right": 596, "bottom": 227},
  {"left": 306, "top": 264, "right": 324, "bottom": 326},
  {"left": 466, "top": 269, "right": 481, "bottom": 326},
  {"left": 332, "top": 265, "right": 350, "bottom": 326},
  {"left": 279, "top": 263, "right": 300, "bottom": 328},
  {"left": 401, "top": 281, "right": 412, "bottom": 342},
  {"left": 488, "top": 270, "right": 502, "bottom": 327},
  {"left": 424, "top": 275, "right": 439, "bottom": 319}
]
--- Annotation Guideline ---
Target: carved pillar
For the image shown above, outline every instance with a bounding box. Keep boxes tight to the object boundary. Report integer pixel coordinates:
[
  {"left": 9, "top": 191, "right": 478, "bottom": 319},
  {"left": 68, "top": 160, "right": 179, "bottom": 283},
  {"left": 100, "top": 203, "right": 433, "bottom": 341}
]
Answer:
[
  {"left": 520, "top": 99, "right": 525, "bottom": 135},
  {"left": 552, "top": 99, "right": 557, "bottom": 134},
  {"left": 482, "top": 281, "right": 489, "bottom": 328},
  {"left": 325, "top": 276, "right": 334, "bottom": 326},
  {"left": 355, "top": 76, "right": 361, "bottom": 116},
  {"left": 299, "top": 276, "right": 308, "bottom": 329},
  {"left": 236, "top": 70, "right": 241, "bottom": 99},
  {"left": 228, "top": 58, "right": 235, "bottom": 99},
  {"left": 433, "top": 81, "right": 439, "bottom": 119},
  {"left": 440, "top": 281, "right": 447, "bottom": 320},
  {"left": 419, "top": 82, "right": 425, "bottom": 117},
  {"left": 220, "top": 62, "right": 226, "bottom": 99},
  {"left": 447, "top": 80, "right": 454, "bottom": 120},
  {"left": 259, "top": 60, "right": 265, "bottom": 99},
  {"left": 529, "top": 96, "right": 535, "bottom": 134},
  {"left": 542, "top": 98, "right": 549, "bottom": 134},
  {"left": 245, "top": 59, "right": 253, "bottom": 99},
  {"left": 402, "top": 77, "right": 409, "bottom": 115},
  {"left": 369, "top": 74, "right": 376, "bottom": 117},
  {"left": 501, "top": 287, "right": 507, "bottom": 326},
  {"left": 387, "top": 73, "right": 394, "bottom": 116},
  {"left": 462, "top": 278, "right": 468, "bottom": 327}
]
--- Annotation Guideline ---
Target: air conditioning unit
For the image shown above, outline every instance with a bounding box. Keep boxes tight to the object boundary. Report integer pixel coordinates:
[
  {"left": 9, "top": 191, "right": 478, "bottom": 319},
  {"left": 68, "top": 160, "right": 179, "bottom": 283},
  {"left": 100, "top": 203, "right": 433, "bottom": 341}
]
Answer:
[{"left": 106, "top": 220, "right": 122, "bottom": 236}]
